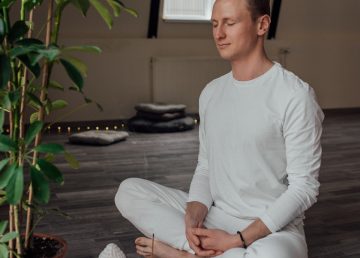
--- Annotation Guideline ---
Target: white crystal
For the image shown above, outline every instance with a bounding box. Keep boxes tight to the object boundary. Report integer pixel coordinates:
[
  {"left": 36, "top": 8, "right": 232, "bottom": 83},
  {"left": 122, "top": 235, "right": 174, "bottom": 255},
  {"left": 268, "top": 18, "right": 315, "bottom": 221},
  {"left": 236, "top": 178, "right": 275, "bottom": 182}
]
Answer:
[{"left": 98, "top": 243, "right": 127, "bottom": 258}]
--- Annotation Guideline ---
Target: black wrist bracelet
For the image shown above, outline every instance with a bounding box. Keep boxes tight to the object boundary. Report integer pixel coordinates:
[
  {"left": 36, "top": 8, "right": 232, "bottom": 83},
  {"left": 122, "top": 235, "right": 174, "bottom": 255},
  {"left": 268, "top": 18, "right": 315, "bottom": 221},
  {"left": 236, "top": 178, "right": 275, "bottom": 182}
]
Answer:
[{"left": 237, "top": 231, "right": 247, "bottom": 248}]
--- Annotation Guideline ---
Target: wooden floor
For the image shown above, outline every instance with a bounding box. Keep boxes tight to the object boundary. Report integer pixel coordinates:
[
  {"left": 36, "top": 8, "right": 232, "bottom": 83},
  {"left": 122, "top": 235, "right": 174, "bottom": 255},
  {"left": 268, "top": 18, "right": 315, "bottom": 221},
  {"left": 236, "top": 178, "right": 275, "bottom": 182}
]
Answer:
[{"left": 1, "top": 112, "right": 360, "bottom": 258}]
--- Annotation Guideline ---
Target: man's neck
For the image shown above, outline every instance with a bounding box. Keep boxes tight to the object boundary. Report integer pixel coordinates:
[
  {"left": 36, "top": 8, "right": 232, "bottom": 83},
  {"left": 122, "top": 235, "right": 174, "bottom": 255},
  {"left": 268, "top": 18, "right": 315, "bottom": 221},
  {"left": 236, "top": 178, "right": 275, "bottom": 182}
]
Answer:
[{"left": 231, "top": 51, "right": 273, "bottom": 81}]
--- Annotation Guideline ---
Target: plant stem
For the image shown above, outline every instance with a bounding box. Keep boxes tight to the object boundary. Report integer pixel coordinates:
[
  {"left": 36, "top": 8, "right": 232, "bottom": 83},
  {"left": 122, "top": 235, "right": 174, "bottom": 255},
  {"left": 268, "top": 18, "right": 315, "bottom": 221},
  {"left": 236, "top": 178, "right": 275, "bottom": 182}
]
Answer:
[
  {"left": 9, "top": 205, "right": 14, "bottom": 258},
  {"left": 2, "top": 7, "right": 10, "bottom": 35},
  {"left": 23, "top": 8, "right": 35, "bottom": 250},
  {"left": 7, "top": 48, "right": 15, "bottom": 258},
  {"left": 13, "top": 205, "right": 22, "bottom": 255},
  {"left": 26, "top": 0, "right": 54, "bottom": 249},
  {"left": 3, "top": 26, "right": 15, "bottom": 256}
]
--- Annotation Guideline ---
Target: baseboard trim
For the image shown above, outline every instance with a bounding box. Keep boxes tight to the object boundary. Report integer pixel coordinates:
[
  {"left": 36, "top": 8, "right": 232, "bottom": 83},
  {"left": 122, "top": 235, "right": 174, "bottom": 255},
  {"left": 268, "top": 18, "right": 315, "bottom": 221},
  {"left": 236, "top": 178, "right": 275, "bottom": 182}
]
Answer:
[{"left": 323, "top": 107, "right": 360, "bottom": 116}]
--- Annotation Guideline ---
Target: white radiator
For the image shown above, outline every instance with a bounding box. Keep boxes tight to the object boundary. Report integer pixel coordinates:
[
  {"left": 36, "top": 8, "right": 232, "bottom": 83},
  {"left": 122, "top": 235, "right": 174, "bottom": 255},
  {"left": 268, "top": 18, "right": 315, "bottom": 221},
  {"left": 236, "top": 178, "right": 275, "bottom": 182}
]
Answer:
[{"left": 150, "top": 56, "right": 230, "bottom": 113}]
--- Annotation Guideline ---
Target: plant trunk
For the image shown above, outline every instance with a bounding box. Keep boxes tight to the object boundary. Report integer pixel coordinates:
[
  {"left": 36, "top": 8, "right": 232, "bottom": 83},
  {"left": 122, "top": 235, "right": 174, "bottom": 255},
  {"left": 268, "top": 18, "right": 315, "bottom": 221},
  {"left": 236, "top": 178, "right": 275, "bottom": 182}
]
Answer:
[
  {"left": 22, "top": 8, "right": 34, "bottom": 250},
  {"left": 7, "top": 59, "right": 15, "bottom": 257},
  {"left": 14, "top": 205, "right": 22, "bottom": 255},
  {"left": 8, "top": 206, "right": 14, "bottom": 258},
  {"left": 25, "top": 0, "right": 54, "bottom": 249}
]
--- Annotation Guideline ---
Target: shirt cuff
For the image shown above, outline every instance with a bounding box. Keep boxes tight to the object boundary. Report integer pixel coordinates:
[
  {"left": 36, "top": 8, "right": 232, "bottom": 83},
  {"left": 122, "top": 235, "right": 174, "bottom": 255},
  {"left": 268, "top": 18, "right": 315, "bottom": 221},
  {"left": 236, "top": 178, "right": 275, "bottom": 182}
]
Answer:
[
  {"left": 259, "top": 213, "right": 279, "bottom": 233},
  {"left": 187, "top": 196, "right": 213, "bottom": 211}
]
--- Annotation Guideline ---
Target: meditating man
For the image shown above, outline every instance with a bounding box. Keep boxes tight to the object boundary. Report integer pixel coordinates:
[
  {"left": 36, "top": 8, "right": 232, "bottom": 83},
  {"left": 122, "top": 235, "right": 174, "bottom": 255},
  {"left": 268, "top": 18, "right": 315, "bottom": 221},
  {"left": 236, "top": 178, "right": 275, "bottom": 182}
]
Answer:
[{"left": 115, "top": 0, "right": 324, "bottom": 257}]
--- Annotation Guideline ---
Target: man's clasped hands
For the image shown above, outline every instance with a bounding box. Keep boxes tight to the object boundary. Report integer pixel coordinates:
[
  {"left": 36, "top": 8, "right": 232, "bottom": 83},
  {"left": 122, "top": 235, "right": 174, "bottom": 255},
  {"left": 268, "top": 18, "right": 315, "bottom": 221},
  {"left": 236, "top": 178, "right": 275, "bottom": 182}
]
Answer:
[{"left": 185, "top": 202, "right": 243, "bottom": 257}]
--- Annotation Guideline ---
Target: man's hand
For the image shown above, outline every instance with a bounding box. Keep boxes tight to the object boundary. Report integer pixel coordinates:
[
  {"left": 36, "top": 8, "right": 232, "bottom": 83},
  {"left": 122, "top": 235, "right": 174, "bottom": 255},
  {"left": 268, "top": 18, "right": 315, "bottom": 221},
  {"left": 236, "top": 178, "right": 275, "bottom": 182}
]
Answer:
[
  {"left": 185, "top": 202, "right": 220, "bottom": 257},
  {"left": 192, "top": 228, "right": 242, "bottom": 252}
]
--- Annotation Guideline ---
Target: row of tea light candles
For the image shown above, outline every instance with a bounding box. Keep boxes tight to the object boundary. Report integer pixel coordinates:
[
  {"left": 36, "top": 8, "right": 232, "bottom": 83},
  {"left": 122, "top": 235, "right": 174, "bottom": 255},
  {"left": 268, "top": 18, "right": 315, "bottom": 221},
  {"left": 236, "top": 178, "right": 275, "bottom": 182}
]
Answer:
[
  {"left": 52, "top": 124, "right": 126, "bottom": 134},
  {"left": 2, "top": 124, "right": 126, "bottom": 134},
  {"left": 2, "top": 118, "right": 198, "bottom": 134}
]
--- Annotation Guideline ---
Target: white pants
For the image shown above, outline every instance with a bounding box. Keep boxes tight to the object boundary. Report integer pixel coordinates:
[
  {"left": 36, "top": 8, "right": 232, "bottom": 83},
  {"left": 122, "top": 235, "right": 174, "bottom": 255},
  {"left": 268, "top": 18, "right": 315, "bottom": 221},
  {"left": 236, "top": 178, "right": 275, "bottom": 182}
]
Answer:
[{"left": 115, "top": 178, "right": 308, "bottom": 258}]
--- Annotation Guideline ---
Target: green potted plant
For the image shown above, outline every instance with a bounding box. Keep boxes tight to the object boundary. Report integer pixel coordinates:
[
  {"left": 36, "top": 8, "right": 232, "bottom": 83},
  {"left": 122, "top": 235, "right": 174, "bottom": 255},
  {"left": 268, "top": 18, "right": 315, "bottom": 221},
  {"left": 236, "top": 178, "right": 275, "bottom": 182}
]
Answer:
[{"left": 0, "top": 0, "right": 137, "bottom": 257}]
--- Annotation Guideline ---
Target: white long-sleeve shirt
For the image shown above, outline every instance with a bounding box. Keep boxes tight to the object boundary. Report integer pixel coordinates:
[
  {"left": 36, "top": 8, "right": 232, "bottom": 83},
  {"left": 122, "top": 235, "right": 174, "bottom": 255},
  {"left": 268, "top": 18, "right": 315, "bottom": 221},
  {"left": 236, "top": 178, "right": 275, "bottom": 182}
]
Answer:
[{"left": 187, "top": 62, "right": 325, "bottom": 233}]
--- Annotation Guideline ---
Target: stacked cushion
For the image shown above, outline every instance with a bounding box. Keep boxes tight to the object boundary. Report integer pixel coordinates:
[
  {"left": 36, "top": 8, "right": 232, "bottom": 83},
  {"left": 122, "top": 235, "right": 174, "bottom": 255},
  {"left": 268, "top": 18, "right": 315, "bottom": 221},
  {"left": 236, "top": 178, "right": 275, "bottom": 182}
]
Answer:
[{"left": 128, "top": 103, "right": 195, "bottom": 133}]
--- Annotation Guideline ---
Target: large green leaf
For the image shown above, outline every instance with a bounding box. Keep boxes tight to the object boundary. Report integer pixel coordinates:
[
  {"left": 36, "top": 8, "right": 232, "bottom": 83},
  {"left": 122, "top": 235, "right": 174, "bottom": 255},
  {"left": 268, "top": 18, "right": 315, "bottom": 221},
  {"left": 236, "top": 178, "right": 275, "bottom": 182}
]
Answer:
[
  {"left": 44, "top": 153, "right": 55, "bottom": 163},
  {"left": 34, "top": 143, "right": 65, "bottom": 154},
  {"left": 115, "top": 0, "right": 138, "bottom": 17},
  {"left": 61, "top": 56, "right": 87, "bottom": 77},
  {"left": 71, "top": 0, "right": 90, "bottom": 16},
  {"left": 6, "top": 166, "right": 23, "bottom": 205},
  {"left": 0, "top": 54, "right": 11, "bottom": 89},
  {"left": 14, "top": 38, "right": 44, "bottom": 47},
  {"left": 0, "top": 231, "right": 18, "bottom": 243},
  {"left": 0, "top": 243, "right": 8, "bottom": 258},
  {"left": 0, "top": 135, "right": 17, "bottom": 152},
  {"left": 37, "top": 44, "right": 60, "bottom": 62},
  {"left": 8, "top": 90, "right": 20, "bottom": 106},
  {"left": 37, "top": 159, "right": 64, "bottom": 184},
  {"left": 48, "top": 81, "right": 64, "bottom": 91},
  {"left": 27, "top": 92, "right": 43, "bottom": 110},
  {"left": 0, "top": 92, "right": 11, "bottom": 110},
  {"left": 62, "top": 45, "right": 101, "bottom": 54},
  {"left": 64, "top": 151, "right": 80, "bottom": 169},
  {"left": 0, "top": 158, "right": 10, "bottom": 172},
  {"left": 51, "top": 99, "right": 68, "bottom": 111},
  {"left": 60, "top": 58, "right": 84, "bottom": 91},
  {"left": 0, "top": 164, "right": 16, "bottom": 189},
  {"left": 0, "top": 18, "right": 5, "bottom": 44},
  {"left": 8, "top": 21, "right": 29, "bottom": 43},
  {"left": 106, "top": 0, "right": 121, "bottom": 17},
  {"left": 121, "top": 6, "right": 138, "bottom": 18},
  {"left": 17, "top": 54, "right": 41, "bottom": 78},
  {"left": 0, "top": 221, "right": 7, "bottom": 235},
  {"left": 30, "top": 112, "right": 39, "bottom": 123},
  {"left": 44, "top": 100, "right": 51, "bottom": 115},
  {"left": 8, "top": 46, "right": 38, "bottom": 59},
  {"left": 24, "top": 121, "right": 43, "bottom": 146},
  {"left": 30, "top": 166, "right": 50, "bottom": 204},
  {"left": 29, "top": 52, "right": 44, "bottom": 66},
  {"left": 90, "top": 0, "right": 113, "bottom": 29}
]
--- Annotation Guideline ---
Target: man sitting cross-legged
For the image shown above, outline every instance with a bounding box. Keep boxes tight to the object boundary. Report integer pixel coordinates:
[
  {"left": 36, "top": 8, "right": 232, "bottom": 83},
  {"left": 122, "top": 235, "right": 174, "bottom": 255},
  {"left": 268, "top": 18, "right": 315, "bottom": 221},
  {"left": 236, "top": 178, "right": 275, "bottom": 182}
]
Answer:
[{"left": 115, "top": 0, "right": 324, "bottom": 257}]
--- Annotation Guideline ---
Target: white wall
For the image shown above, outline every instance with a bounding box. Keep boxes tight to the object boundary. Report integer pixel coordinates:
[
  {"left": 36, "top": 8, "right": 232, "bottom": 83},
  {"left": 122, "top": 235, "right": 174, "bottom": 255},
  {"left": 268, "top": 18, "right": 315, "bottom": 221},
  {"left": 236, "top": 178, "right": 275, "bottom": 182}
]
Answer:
[{"left": 17, "top": 0, "right": 360, "bottom": 122}]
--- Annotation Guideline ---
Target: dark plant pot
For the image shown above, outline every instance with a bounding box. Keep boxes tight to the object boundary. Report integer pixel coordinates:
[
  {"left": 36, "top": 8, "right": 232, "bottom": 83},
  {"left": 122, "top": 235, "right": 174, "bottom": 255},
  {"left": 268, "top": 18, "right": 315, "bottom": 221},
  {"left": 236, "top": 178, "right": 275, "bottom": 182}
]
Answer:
[{"left": 24, "top": 233, "right": 67, "bottom": 258}]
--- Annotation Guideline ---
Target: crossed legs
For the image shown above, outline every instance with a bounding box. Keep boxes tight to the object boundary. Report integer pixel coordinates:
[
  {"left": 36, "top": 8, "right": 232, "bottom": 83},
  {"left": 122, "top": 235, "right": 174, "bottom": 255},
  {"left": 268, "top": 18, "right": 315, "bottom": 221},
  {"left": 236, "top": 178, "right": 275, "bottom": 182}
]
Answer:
[{"left": 115, "top": 178, "right": 308, "bottom": 258}]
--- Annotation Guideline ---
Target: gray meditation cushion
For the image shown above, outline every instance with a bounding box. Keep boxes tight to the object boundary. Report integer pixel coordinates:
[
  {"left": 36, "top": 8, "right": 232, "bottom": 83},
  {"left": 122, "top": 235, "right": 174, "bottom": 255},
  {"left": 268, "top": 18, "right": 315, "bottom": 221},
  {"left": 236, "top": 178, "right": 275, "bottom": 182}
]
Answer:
[
  {"left": 69, "top": 130, "right": 129, "bottom": 145},
  {"left": 135, "top": 103, "right": 187, "bottom": 114},
  {"left": 128, "top": 116, "right": 195, "bottom": 133},
  {"left": 136, "top": 110, "right": 185, "bottom": 121}
]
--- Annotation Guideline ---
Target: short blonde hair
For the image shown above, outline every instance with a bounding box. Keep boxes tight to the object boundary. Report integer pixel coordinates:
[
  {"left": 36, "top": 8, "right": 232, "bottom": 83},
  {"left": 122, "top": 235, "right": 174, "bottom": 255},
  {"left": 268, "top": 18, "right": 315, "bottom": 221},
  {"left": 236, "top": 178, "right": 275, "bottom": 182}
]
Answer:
[{"left": 245, "top": 0, "right": 271, "bottom": 21}]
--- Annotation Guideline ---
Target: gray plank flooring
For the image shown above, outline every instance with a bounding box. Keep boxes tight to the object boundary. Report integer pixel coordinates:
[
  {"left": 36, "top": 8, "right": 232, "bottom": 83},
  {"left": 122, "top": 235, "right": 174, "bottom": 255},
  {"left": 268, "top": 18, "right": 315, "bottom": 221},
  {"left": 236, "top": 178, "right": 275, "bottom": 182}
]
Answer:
[{"left": 1, "top": 111, "right": 360, "bottom": 258}]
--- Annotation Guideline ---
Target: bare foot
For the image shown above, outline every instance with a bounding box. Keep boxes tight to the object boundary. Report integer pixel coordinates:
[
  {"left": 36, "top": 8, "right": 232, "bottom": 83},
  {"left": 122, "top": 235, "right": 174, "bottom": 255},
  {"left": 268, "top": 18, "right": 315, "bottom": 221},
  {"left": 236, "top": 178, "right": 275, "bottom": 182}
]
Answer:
[{"left": 135, "top": 237, "right": 197, "bottom": 258}]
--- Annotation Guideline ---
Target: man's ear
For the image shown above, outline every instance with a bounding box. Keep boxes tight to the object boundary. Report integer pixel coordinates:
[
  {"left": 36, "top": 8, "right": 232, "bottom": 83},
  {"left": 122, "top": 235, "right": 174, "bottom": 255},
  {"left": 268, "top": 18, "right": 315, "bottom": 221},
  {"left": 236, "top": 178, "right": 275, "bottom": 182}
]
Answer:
[{"left": 257, "top": 15, "right": 271, "bottom": 36}]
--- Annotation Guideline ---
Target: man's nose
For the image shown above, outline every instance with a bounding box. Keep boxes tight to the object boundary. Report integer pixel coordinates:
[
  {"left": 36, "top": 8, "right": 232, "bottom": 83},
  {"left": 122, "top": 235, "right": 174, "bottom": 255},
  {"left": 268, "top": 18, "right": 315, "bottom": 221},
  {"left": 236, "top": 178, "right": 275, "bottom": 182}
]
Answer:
[{"left": 214, "top": 25, "right": 225, "bottom": 40}]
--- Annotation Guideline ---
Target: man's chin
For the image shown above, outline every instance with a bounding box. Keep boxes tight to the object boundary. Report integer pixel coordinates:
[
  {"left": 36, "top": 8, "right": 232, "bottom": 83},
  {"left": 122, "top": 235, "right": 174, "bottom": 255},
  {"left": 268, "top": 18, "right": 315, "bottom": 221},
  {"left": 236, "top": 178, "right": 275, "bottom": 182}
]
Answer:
[{"left": 218, "top": 53, "right": 233, "bottom": 61}]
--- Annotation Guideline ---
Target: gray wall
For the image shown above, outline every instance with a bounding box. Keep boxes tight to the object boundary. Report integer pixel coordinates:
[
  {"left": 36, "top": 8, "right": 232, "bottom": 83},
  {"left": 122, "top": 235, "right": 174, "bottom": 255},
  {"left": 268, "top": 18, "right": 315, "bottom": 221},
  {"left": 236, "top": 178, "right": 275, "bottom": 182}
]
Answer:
[{"left": 26, "top": 0, "right": 360, "bottom": 122}]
